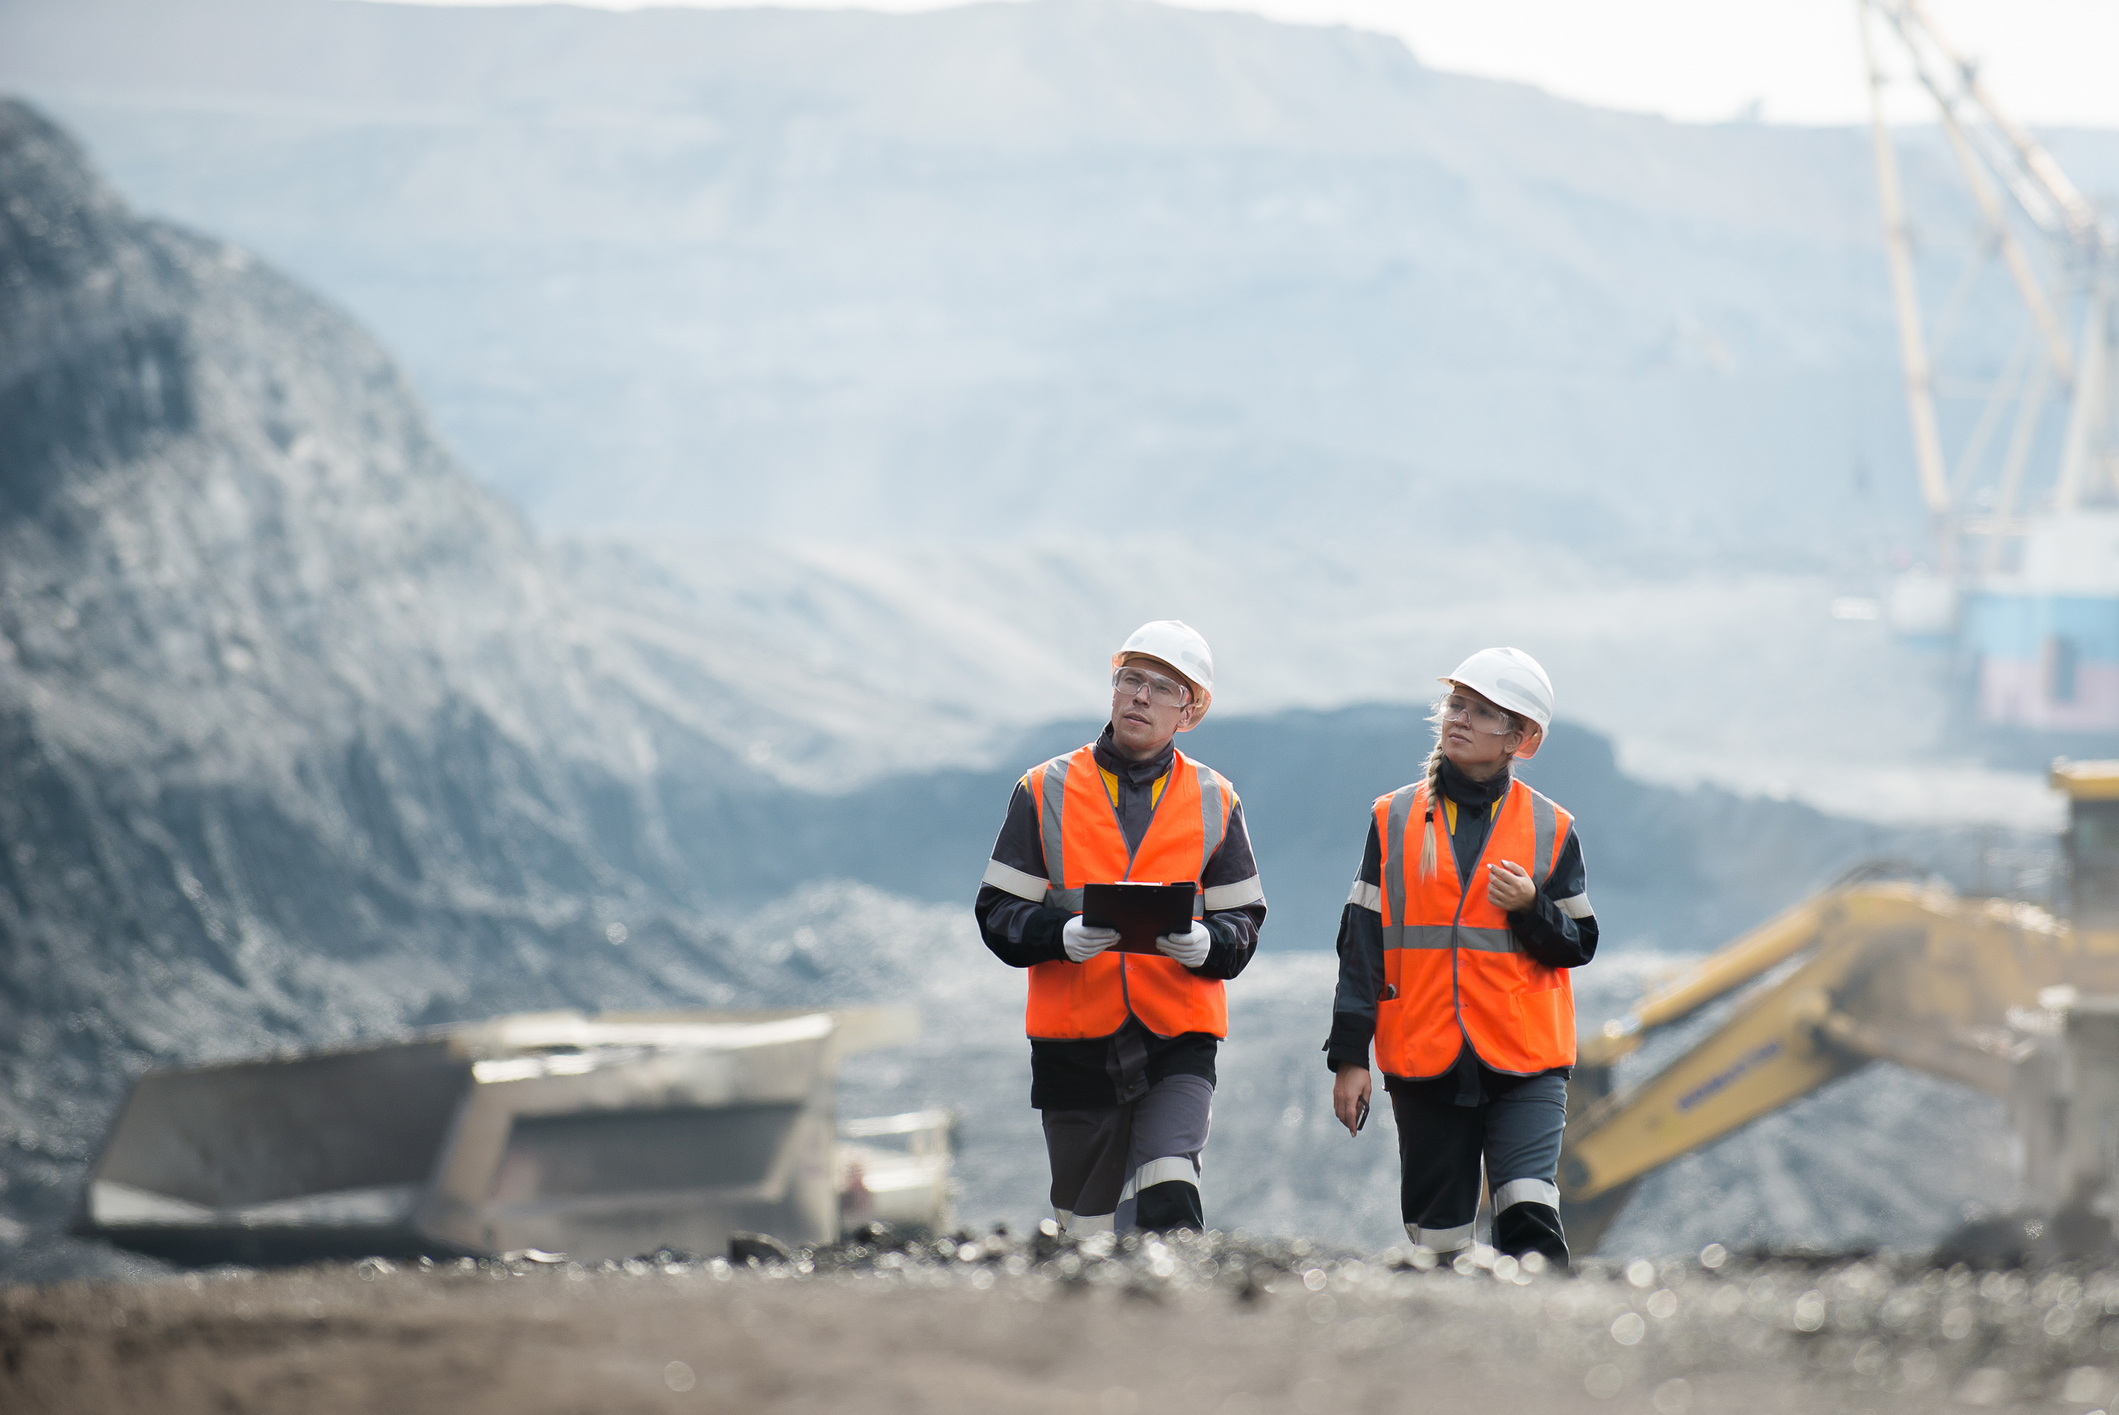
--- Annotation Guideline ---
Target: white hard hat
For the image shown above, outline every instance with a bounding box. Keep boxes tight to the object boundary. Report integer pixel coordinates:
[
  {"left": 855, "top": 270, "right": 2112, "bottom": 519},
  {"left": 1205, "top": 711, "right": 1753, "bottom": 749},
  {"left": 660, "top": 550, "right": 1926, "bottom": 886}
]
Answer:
[
  {"left": 1113, "top": 620, "right": 1214, "bottom": 717},
  {"left": 1441, "top": 647, "right": 1553, "bottom": 759}
]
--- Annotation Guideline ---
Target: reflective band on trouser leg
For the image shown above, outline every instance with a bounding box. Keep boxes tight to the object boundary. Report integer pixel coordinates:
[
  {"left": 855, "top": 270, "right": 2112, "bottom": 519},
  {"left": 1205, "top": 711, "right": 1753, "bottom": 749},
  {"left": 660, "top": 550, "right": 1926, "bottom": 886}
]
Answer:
[
  {"left": 1056, "top": 1209, "right": 1114, "bottom": 1236},
  {"left": 1127, "top": 1174, "right": 1203, "bottom": 1233},
  {"left": 1483, "top": 1073, "right": 1569, "bottom": 1265},
  {"left": 1119, "top": 1156, "right": 1199, "bottom": 1203},
  {"left": 1492, "top": 1178, "right": 1560, "bottom": 1213},
  {"left": 1405, "top": 1220, "right": 1476, "bottom": 1253},
  {"left": 1115, "top": 1074, "right": 1212, "bottom": 1232}
]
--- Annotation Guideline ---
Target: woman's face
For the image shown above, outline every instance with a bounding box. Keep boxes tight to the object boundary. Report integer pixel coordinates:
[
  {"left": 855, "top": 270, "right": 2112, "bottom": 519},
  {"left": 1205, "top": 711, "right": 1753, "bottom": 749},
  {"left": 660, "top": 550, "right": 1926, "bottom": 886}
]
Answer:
[{"left": 1437, "top": 683, "right": 1527, "bottom": 775}]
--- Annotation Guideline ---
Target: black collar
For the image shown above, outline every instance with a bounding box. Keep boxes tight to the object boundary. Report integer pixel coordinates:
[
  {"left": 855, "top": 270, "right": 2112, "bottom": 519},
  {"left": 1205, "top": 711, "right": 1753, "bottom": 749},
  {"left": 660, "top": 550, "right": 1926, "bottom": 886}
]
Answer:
[
  {"left": 1093, "top": 723, "right": 1176, "bottom": 785},
  {"left": 1438, "top": 755, "right": 1511, "bottom": 810}
]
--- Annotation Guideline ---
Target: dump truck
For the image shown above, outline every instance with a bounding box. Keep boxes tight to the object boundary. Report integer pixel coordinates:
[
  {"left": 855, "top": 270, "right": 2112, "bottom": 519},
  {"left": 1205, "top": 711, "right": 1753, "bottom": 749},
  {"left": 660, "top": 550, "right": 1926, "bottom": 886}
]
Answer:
[{"left": 74, "top": 1006, "right": 954, "bottom": 1265}]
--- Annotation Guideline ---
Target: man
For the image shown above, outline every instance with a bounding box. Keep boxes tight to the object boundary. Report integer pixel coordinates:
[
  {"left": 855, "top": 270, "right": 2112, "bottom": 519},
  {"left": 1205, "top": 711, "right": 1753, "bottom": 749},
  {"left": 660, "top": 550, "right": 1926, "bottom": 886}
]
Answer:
[{"left": 975, "top": 621, "right": 1266, "bottom": 1234}]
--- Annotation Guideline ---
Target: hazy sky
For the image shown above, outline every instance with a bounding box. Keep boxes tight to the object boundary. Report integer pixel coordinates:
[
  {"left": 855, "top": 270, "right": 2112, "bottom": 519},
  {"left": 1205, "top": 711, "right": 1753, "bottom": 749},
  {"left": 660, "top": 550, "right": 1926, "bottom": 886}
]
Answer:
[{"left": 372, "top": 0, "right": 2119, "bottom": 128}]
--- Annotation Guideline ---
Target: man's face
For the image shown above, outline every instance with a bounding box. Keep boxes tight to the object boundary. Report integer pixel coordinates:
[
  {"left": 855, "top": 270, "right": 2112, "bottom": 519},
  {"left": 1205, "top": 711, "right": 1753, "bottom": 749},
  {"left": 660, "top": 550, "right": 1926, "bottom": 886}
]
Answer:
[{"left": 1109, "top": 656, "right": 1200, "bottom": 759}]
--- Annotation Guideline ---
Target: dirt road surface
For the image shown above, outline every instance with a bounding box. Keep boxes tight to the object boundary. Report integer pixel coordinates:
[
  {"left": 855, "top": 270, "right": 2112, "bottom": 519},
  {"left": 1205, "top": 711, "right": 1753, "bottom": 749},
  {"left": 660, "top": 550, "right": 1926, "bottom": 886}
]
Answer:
[{"left": 5, "top": 1234, "right": 2118, "bottom": 1415}]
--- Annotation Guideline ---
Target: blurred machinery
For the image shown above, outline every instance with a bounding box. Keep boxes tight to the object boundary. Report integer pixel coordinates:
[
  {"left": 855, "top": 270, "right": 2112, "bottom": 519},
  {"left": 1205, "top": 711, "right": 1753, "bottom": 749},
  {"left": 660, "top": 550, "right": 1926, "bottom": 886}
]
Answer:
[
  {"left": 1861, "top": 1, "right": 2119, "bottom": 735},
  {"left": 75, "top": 1007, "right": 955, "bottom": 1265},
  {"left": 1568, "top": 20, "right": 2119, "bottom": 1227},
  {"left": 1559, "top": 761, "right": 2119, "bottom": 1252}
]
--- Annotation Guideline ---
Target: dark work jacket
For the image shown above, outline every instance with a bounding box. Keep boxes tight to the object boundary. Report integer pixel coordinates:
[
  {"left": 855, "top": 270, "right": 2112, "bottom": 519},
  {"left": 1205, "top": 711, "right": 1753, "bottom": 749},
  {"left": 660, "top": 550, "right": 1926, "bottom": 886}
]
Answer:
[{"left": 1324, "top": 756, "right": 1597, "bottom": 1106}]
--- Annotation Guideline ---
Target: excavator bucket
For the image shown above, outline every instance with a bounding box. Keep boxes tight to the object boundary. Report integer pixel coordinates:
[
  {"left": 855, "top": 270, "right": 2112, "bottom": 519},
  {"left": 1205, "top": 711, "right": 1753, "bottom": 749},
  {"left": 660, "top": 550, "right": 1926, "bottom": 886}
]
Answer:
[{"left": 73, "top": 1006, "right": 945, "bottom": 1265}]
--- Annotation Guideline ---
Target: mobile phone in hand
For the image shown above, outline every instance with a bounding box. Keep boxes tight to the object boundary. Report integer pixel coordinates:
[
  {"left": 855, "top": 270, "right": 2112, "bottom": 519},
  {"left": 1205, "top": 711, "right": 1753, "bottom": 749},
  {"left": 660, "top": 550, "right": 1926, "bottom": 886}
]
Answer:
[{"left": 1355, "top": 1096, "right": 1370, "bottom": 1133}]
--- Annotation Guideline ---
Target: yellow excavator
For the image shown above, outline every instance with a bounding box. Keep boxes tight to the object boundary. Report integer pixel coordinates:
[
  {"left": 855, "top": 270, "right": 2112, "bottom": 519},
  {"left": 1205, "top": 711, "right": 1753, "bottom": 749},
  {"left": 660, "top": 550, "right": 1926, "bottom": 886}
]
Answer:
[{"left": 1559, "top": 760, "right": 2119, "bottom": 1252}]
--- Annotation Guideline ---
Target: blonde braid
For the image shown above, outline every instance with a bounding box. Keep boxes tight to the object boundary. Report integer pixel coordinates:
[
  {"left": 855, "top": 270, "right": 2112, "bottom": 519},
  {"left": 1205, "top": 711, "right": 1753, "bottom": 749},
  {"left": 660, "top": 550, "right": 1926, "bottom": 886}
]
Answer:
[{"left": 1416, "top": 736, "right": 1446, "bottom": 879}]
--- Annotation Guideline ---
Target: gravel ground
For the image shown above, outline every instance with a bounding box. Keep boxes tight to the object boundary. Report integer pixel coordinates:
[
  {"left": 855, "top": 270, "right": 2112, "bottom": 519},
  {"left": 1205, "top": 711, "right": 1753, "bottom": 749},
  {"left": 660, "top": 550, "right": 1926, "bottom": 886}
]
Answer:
[{"left": 10, "top": 1230, "right": 2119, "bottom": 1415}]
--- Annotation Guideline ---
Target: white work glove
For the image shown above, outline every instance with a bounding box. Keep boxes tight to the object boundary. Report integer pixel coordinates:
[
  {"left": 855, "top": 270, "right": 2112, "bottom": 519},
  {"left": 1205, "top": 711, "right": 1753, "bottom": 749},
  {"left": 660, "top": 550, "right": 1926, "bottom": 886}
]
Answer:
[
  {"left": 1155, "top": 921, "right": 1212, "bottom": 969},
  {"left": 1063, "top": 916, "right": 1121, "bottom": 963}
]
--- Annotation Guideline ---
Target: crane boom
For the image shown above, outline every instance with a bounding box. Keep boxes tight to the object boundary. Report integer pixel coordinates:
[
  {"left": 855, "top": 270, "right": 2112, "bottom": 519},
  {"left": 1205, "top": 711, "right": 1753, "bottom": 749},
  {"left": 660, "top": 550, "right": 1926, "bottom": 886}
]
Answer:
[
  {"left": 1859, "top": 1, "right": 1951, "bottom": 517},
  {"left": 1891, "top": 0, "right": 2111, "bottom": 257}
]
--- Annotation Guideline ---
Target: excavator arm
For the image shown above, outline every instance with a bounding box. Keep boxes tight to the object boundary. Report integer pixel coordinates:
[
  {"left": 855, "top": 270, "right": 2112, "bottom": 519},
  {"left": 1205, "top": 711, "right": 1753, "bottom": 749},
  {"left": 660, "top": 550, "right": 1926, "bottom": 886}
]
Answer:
[{"left": 1558, "top": 881, "right": 2101, "bottom": 1253}]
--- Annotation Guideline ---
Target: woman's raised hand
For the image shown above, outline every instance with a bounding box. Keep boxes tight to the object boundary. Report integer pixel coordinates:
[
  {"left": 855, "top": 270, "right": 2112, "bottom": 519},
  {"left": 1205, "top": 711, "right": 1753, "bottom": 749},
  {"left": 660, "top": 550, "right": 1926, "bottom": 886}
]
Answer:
[{"left": 1486, "top": 860, "right": 1537, "bottom": 913}]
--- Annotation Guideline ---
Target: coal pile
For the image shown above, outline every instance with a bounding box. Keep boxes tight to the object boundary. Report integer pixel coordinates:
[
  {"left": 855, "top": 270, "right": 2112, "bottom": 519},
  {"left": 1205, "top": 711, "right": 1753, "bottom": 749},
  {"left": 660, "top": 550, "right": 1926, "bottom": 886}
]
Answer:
[{"left": 11, "top": 1231, "right": 2119, "bottom": 1414}]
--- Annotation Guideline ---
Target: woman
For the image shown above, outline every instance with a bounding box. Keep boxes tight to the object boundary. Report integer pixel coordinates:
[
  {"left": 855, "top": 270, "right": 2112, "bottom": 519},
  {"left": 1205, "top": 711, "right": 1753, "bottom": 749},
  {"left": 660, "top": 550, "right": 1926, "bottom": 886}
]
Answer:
[{"left": 1323, "top": 647, "right": 1596, "bottom": 1267}]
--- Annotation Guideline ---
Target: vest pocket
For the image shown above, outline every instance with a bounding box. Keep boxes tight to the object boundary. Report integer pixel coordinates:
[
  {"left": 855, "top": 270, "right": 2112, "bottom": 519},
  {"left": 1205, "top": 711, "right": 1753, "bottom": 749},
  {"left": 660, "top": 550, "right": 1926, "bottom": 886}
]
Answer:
[
  {"left": 1519, "top": 961, "right": 1564, "bottom": 994},
  {"left": 1373, "top": 993, "right": 1408, "bottom": 1066}
]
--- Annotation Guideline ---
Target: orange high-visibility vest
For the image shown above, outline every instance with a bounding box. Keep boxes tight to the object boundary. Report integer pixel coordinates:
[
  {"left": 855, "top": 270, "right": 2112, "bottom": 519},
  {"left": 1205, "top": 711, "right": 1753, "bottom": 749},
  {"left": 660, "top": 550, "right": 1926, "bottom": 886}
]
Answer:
[
  {"left": 1022, "top": 745, "right": 1234, "bottom": 1040},
  {"left": 1372, "top": 777, "right": 1575, "bottom": 1078}
]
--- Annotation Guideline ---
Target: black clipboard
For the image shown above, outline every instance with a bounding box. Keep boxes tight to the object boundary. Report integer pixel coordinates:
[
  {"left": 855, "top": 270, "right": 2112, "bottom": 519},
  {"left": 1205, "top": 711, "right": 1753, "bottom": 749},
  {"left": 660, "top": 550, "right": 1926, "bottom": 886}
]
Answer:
[{"left": 1082, "top": 881, "right": 1197, "bottom": 955}]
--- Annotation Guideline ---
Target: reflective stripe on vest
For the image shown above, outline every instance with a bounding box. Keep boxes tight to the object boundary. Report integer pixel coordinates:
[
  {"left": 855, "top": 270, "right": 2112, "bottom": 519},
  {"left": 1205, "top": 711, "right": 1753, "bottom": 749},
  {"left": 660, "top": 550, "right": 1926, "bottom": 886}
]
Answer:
[
  {"left": 1373, "top": 777, "right": 1576, "bottom": 1078},
  {"left": 1023, "top": 745, "right": 1233, "bottom": 1041}
]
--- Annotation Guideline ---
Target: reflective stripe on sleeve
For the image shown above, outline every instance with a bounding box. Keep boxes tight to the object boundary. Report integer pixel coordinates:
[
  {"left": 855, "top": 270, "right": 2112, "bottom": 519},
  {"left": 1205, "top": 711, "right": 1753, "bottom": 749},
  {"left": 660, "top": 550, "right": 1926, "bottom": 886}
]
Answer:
[
  {"left": 1405, "top": 1220, "right": 1475, "bottom": 1253},
  {"left": 1202, "top": 876, "right": 1264, "bottom": 912},
  {"left": 982, "top": 858, "right": 1051, "bottom": 902},
  {"left": 1119, "top": 1155, "right": 1200, "bottom": 1204},
  {"left": 1345, "top": 879, "right": 1383, "bottom": 913},
  {"left": 1492, "top": 1177, "right": 1560, "bottom": 1213},
  {"left": 1554, "top": 893, "right": 1595, "bottom": 920}
]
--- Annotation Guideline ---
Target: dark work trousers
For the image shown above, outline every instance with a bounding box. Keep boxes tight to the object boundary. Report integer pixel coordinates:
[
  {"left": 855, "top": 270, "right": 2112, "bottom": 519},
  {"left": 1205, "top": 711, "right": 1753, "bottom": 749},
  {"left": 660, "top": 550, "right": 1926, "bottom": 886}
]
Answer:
[
  {"left": 1389, "top": 1071, "right": 1569, "bottom": 1265},
  {"left": 1042, "top": 1073, "right": 1212, "bottom": 1234}
]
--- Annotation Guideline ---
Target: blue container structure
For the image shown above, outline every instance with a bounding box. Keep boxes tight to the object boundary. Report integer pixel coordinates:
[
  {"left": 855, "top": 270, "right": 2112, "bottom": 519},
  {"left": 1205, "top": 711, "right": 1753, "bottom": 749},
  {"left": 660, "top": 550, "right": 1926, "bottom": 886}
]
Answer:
[{"left": 1956, "top": 515, "right": 2119, "bottom": 737}]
